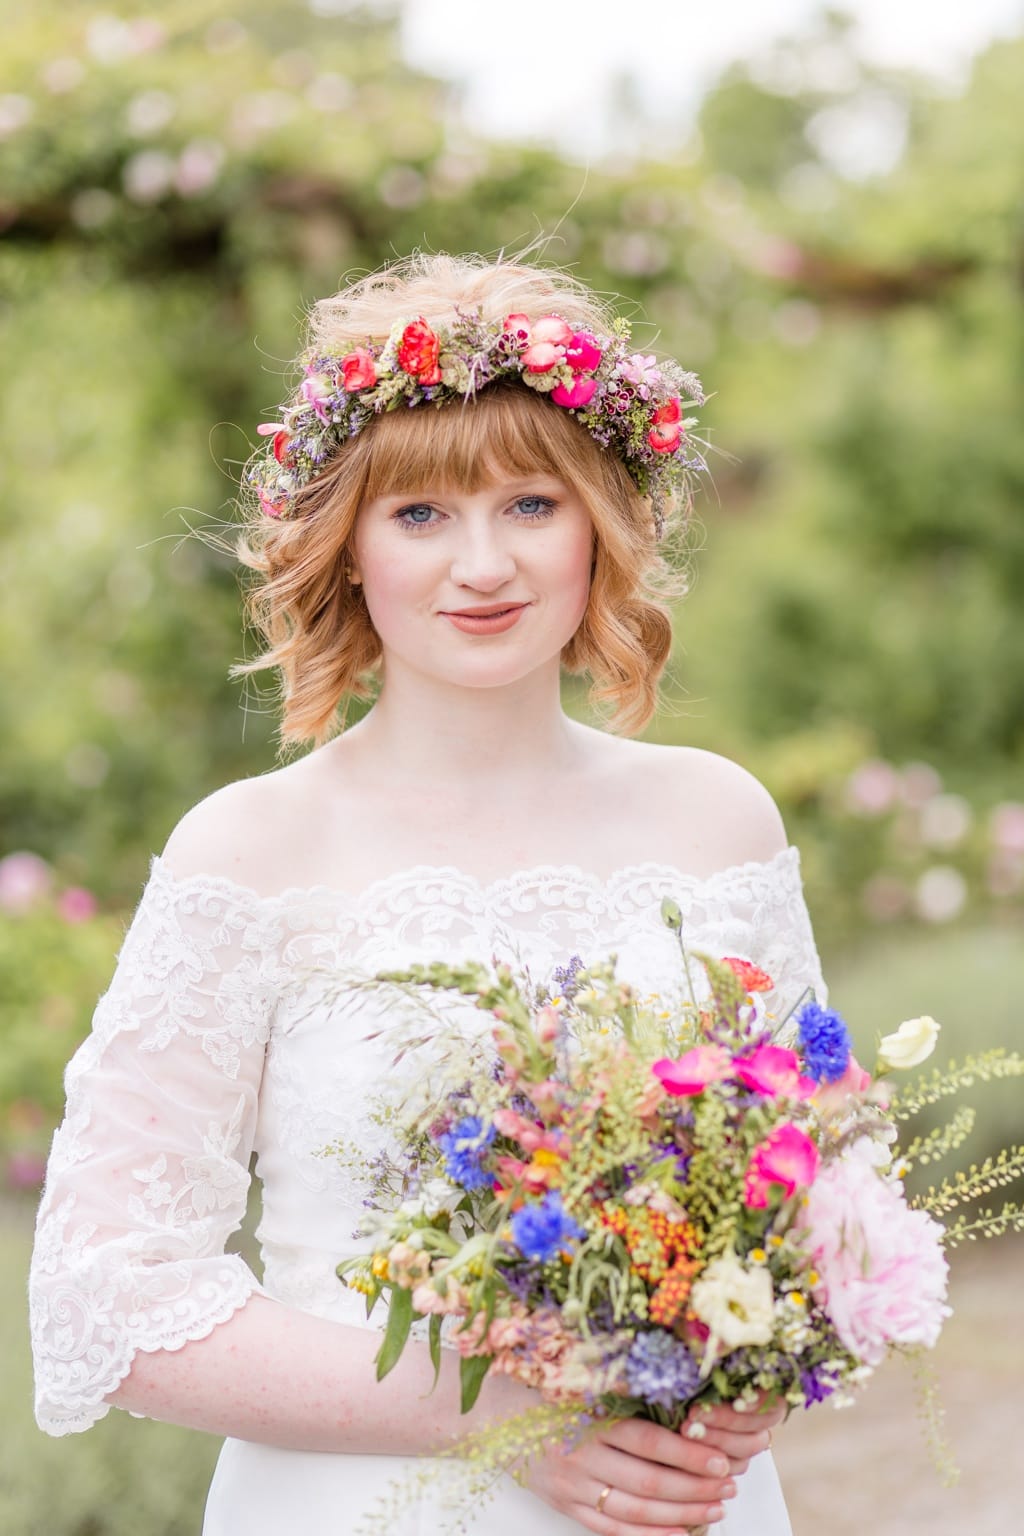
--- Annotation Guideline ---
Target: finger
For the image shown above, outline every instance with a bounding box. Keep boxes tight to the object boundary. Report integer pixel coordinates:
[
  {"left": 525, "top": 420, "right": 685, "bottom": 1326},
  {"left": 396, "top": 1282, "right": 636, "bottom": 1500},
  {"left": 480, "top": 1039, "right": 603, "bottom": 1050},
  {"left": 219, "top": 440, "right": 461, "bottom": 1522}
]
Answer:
[
  {"left": 689, "top": 1425, "right": 773, "bottom": 1462},
  {"left": 567, "top": 1496, "right": 728, "bottom": 1535},
  {"left": 588, "top": 1441, "right": 735, "bottom": 1506},
  {"left": 584, "top": 1477, "right": 737, "bottom": 1529},
  {"left": 598, "top": 1418, "right": 737, "bottom": 1479},
  {"left": 686, "top": 1400, "right": 785, "bottom": 1433}
]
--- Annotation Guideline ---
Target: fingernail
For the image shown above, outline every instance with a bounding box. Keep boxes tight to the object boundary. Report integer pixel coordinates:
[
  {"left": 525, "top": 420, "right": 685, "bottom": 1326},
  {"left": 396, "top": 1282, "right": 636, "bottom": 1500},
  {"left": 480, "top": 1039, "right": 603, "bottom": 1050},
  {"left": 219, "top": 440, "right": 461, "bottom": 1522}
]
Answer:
[
  {"left": 706, "top": 1504, "right": 725, "bottom": 1523},
  {"left": 709, "top": 1455, "right": 729, "bottom": 1476},
  {"left": 722, "top": 1480, "right": 738, "bottom": 1499}
]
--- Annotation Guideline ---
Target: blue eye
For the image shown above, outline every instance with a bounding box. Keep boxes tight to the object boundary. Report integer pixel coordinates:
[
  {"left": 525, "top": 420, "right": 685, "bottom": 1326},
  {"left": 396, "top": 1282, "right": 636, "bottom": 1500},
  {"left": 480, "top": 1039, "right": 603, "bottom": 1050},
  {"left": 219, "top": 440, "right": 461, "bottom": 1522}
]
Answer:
[
  {"left": 394, "top": 503, "right": 438, "bottom": 528},
  {"left": 513, "top": 496, "right": 555, "bottom": 519}
]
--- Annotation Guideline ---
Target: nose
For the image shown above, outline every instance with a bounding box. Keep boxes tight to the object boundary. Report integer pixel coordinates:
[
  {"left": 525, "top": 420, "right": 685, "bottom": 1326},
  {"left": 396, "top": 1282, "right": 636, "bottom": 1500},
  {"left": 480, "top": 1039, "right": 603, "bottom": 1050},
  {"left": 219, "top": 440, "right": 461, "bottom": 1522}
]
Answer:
[{"left": 448, "top": 519, "right": 518, "bottom": 593}]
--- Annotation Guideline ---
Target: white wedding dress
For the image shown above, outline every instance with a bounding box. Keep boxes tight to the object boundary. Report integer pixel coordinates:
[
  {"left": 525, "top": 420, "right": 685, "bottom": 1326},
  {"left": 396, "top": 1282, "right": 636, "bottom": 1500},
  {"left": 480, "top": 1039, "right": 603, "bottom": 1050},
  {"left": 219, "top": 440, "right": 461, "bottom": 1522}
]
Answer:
[{"left": 30, "top": 846, "right": 828, "bottom": 1535}]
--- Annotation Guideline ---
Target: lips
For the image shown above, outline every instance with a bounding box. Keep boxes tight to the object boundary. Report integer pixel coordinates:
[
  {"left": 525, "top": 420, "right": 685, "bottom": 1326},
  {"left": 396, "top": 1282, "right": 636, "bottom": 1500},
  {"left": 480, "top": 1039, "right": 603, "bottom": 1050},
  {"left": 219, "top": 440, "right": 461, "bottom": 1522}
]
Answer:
[
  {"left": 440, "top": 602, "right": 530, "bottom": 635},
  {"left": 441, "top": 603, "right": 527, "bottom": 617}
]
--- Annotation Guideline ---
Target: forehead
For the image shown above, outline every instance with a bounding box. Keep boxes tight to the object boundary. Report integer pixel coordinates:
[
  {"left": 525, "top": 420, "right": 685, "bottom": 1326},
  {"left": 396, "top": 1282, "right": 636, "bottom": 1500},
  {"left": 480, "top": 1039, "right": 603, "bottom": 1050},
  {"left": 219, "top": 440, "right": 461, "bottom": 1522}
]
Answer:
[{"left": 357, "top": 385, "right": 582, "bottom": 503}]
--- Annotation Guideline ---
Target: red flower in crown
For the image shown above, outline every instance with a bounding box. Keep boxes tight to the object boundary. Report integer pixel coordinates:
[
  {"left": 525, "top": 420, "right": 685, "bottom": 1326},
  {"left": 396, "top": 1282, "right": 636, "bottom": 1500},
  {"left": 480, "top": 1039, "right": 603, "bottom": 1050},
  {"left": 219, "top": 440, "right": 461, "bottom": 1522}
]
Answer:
[
  {"left": 648, "top": 396, "right": 684, "bottom": 453},
  {"left": 338, "top": 346, "right": 377, "bottom": 392},
  {"left": 720, "top": 956, "right": 774, "bottom": 993},
  {"left": 398, "top": 317, "right": 442, "bottom": 384}
]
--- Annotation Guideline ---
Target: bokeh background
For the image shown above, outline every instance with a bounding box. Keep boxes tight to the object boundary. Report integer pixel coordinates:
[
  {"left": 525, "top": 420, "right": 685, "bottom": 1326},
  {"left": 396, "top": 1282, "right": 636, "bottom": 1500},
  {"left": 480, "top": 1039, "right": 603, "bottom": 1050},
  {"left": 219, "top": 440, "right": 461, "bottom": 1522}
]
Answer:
[{"left": 1, "top": 2, "right": 1022, "bottom": 1531}]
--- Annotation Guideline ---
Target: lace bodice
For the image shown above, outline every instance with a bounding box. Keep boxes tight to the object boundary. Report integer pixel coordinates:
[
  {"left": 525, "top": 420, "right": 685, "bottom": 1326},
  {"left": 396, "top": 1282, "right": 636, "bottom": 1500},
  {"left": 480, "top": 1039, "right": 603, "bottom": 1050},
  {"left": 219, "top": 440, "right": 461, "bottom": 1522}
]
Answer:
[{"left": 29, "top": 846, "right": 827, "bottom": 1437}]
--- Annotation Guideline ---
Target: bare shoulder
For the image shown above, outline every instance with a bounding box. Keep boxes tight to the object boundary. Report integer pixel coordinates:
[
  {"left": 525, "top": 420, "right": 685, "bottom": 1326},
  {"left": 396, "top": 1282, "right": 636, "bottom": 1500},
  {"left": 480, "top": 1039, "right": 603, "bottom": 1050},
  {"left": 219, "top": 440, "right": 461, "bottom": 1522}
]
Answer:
[
  {"left": 613, "top": 740, "right": 789, "bottom": 872},
  {"left": 159, "top": 758, "right": 320, "bottom": 891}
]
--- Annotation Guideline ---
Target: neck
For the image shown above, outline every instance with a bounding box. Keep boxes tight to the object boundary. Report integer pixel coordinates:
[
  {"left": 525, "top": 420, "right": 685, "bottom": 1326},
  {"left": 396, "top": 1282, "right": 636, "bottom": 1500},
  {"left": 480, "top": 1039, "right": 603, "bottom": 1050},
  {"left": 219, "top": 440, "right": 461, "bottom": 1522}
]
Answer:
[{"left": 338, "top": 659, "right": 587, "bottom": 792}]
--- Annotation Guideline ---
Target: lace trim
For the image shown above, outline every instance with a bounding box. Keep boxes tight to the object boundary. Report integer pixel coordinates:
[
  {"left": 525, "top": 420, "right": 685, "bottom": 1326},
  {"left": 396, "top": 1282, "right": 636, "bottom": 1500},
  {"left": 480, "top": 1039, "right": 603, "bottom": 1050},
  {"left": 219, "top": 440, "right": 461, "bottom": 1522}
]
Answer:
[{"left": 148, "top": 845, "right": 802, "bottom": 918}]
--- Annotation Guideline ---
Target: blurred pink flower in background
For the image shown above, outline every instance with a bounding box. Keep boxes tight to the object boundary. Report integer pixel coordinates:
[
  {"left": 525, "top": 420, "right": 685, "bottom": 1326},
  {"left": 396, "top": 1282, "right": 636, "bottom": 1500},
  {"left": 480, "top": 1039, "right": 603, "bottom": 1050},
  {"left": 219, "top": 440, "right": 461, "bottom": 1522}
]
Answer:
[
  {"left": 0, "top": 851, "right": 53, "bottom": 913},
  {"left": 57, "top": 887, "right": 98, "bottom": 924},
  {"left": 6, "top": 1152, "right": 47, "bottom": 1190},
  {"left": 898, "top": 761, "right": 943, "bottom": 809},
  {"left": 990, "top": 801, "right": 1024, "bottom": 856},
  {"left": 861, "top": 874, "right": 911, "bottom": 923},
  {"left": 844, "top": 759, "right": 900, "bottom": 817}
]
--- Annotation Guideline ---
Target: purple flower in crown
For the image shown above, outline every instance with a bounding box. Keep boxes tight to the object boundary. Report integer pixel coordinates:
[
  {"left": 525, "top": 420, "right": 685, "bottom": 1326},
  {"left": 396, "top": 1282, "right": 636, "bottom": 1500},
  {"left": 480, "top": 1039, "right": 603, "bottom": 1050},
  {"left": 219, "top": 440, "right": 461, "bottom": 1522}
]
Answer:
[{"left": 300, "top": 370, "right": 334, "bottom": 423}]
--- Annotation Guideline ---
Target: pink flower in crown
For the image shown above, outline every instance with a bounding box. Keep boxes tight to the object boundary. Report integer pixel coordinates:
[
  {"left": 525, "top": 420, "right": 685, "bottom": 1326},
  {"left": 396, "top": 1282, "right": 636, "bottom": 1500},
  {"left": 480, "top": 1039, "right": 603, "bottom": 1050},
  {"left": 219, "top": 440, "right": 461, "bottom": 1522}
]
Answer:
[
  {"left": 551, "top": 376, "right": 598, "bottom": 408},
  {"left": 619, "top": 352, "right": 661, "bottom": 388},
  {"left": 735, "top": 1044, "right": 817, "bottom": 1099},
  {"left": 257, "top": 486, "right": 287, "bottom": 519},
  {"left": 648, "top": 396, "right": 684, "bottom": 453},
  {"left": 300, "top": 371, "right": 334, "bottom": 423},
  {"left": 337, "top": 346, "right": 377, "bottom": 391},
  {"left": 503, "top": 312, "right": 533, "bottom": 345},
  {"left": 565, "top": 331, "right": 602, "bottom": 372},
  {"left": 652, "top": 1044, "right": 732, "bottom": 1097},
  {"left": 743, "top": 1122, "right": 819, "bottom": 1208},
  {"left": 520, "top": 314, "right": 574, "bottom": 372}
]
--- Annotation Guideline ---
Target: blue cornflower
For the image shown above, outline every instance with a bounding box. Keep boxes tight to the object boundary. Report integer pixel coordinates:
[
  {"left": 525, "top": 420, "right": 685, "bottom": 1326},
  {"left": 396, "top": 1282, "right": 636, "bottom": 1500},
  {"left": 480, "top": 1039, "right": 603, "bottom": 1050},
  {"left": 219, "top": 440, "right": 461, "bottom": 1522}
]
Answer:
[
  {"left": 437, "top": 1115, "right": 495, "bottom": 1191},
  {"left": 623, "top": 1331, "right": 702, "bottom": 1410},
  {"left": 510, "top": 1191, "right": 585, "bottom": 1263},
  {"left": 796, "top": 1001, "right": 852, "bottom": 1082}
]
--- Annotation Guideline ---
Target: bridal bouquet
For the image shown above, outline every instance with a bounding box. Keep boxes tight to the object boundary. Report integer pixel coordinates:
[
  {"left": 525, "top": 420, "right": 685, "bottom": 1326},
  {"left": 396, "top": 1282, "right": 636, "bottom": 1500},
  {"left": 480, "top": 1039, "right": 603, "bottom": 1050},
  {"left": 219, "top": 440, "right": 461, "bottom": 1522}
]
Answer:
[{"left": 331, "top": 902, "right": 1023, "bottom": 1514}]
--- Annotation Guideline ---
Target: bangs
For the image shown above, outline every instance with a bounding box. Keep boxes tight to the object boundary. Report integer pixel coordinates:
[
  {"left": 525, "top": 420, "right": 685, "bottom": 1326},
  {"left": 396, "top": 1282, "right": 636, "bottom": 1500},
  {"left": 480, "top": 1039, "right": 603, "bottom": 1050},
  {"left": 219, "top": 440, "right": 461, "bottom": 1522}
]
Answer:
[{"left": 356, "top": 384, "right": 595, "bottom": 501}]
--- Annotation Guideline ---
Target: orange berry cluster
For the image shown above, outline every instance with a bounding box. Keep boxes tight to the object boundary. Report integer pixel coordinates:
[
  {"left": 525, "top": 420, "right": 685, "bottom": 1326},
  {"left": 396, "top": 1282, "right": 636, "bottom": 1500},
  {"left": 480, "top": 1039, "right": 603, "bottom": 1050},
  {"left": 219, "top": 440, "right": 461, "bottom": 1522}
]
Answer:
[
  {"left": 649, "top": 1255, "right": 701, "bottom": 1327},
  {"left": 600, "top": 1203, "right": 698, "bottom": 1286}
]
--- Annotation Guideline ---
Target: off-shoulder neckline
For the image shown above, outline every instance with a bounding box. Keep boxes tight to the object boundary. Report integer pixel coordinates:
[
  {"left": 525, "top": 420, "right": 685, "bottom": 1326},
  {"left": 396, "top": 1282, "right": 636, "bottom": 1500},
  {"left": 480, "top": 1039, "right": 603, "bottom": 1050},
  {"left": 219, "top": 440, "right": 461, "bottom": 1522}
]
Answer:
[{"left": 147, "top": 844, "right": 801, "bottom": 912}]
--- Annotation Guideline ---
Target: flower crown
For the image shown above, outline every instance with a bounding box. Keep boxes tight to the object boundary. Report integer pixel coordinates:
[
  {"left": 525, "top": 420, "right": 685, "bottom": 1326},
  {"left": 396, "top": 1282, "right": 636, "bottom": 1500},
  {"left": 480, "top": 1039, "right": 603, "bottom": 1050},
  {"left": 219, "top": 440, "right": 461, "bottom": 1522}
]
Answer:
[{"left": 250, "top": 309, "right": 707, "bottom": 536}]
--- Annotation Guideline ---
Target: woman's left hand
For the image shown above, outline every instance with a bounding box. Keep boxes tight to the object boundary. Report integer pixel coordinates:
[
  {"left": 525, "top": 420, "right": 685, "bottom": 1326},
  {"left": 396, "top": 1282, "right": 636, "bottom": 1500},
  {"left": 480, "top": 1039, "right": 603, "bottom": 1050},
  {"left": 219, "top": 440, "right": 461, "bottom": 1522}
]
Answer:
[{"left": 681, "top": 1396, "right": 786, "bottom": 1478}]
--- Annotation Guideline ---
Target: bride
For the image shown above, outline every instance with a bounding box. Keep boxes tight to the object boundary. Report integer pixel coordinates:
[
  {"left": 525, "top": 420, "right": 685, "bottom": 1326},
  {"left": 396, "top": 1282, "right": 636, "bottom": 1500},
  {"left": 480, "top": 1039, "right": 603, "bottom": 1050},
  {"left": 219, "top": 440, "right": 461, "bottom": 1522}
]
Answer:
[{"left": 29, "top": 253, "right": 829, "bottom": 1535}]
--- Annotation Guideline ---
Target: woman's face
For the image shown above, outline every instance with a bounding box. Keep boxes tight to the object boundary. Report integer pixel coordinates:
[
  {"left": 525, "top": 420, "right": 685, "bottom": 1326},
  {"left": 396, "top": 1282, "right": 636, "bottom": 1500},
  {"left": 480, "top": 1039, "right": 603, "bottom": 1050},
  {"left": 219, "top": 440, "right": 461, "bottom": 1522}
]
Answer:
[{"left": 350, "top": 472, "right": 594, "bottom": 691}]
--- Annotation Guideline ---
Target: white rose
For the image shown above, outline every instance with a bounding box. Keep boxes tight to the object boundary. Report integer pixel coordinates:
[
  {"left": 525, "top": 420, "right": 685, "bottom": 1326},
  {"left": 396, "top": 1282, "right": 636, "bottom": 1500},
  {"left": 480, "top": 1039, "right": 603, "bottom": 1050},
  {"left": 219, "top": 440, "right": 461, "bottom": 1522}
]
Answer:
[
  {"left": 691, "top": 1251, "right": 775, "bottom": 1365},
  {"left": 877, "top": 1015, "right": 941, "bottom": 1070}
]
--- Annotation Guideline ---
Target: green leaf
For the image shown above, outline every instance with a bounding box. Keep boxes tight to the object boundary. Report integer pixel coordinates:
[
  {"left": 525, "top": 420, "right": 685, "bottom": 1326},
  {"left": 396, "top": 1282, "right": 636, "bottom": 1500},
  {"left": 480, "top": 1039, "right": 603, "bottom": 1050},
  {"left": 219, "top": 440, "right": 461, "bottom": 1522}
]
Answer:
[
  {"left": 459, "top": 1352, "right": 494, "bottom": 1414},
  {"left": 428, "top": 1312, "right": 443, "bottom": 1390},
  {"left": 376, "top": 1286, "right": 415, "bottom": 1381}
]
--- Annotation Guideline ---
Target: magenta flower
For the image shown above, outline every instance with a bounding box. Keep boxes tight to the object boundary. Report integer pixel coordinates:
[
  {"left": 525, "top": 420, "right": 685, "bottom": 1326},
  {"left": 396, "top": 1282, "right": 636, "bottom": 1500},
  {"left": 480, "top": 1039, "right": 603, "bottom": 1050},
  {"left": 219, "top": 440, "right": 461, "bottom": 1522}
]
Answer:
[
  {"left": 798, "top": 1141, "right": 950, "bottom": 1365},
  {"left": 565, "top": 331, "right": 602, "bottom": 372},
  {"left": 735, "top": 1045, "right": 816, "bottom": 1100},
  {"left": 551, "top": 377, "right": 598, "bottom": 408},
  {"left": 743, "top": 1122, "right": 819, "bottom": 1208},
  {"left": 652, "top": 1045, "right": 732, "bottom": 1097}
]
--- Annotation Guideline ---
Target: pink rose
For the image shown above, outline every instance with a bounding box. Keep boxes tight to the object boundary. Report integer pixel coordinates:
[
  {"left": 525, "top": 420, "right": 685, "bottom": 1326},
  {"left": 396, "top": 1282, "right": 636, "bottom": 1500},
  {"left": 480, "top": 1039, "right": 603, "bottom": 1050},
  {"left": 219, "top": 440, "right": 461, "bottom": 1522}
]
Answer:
[
  {"left": 522, "top": 340, "right": 562, "bottom": 372},
  {"left": 743, "top": 1122, "right": 819, "bottom": 1208},
  {"left": 530, "top": 315, "right": 573, "bottom": 346},
  {"left": 813, "top": 1052, "right": 874, "bottom": 1115},
  {"left": 797, "top": 1141, "right": 950, "bottom": 1365},
  {"left": 565, "top": 331, "right": 602, "bottom": 372},
  {"left": 652, "top": 1045, "right": 732, "bottom": 1096},
  {"left": 338, "top": 347, "right": 377, "bottom": 391},
  {"left": 551, "top": 377, "right": 598, "bottom": 408},
  {"left": 735, "top": 1045, "right": 816, "bottom": 1099}
]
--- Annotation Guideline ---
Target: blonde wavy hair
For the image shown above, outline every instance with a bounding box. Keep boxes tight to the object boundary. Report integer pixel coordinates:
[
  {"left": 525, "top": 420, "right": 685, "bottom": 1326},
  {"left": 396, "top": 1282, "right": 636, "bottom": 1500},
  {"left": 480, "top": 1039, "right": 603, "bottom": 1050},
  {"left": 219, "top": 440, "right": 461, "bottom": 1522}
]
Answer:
[{"left": 235, "top": 253, "right": 691, "bottom": 747}]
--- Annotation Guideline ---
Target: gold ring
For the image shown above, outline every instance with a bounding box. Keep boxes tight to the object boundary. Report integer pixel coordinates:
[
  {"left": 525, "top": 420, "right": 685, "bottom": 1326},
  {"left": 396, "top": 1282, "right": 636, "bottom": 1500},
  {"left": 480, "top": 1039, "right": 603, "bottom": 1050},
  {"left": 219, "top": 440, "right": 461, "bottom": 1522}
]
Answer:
[{"left": 595, "top": 1486, "right": 612, "bottom": 1515}]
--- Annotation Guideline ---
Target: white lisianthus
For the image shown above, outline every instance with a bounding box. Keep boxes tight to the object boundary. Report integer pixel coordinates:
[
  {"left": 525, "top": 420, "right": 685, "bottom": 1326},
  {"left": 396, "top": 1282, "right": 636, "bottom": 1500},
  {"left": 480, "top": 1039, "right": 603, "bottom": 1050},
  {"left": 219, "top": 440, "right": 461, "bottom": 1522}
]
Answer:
[
  {"left": 877, "top": 1015, "right": 941, "bottom": 1071},
  {"left": 690, "top": 1251, "right": 775, "bottom": 1369}
]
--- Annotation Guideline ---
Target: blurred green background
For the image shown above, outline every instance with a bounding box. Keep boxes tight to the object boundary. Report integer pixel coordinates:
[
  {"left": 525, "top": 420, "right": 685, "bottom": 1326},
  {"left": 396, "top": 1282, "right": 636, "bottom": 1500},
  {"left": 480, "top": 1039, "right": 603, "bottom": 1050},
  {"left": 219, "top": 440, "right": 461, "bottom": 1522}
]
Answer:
[{"left": 1, "top": 2, "right": 1022, "bottom": 1531}]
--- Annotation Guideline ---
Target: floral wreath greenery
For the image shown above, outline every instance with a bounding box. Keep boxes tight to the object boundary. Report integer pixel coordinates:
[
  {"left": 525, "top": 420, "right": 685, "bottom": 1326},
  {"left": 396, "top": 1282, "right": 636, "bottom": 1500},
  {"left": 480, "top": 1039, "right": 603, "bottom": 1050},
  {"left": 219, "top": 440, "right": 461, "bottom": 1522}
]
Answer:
[{"left": 250, "top": 309, "right": 708, "bottom": 536}]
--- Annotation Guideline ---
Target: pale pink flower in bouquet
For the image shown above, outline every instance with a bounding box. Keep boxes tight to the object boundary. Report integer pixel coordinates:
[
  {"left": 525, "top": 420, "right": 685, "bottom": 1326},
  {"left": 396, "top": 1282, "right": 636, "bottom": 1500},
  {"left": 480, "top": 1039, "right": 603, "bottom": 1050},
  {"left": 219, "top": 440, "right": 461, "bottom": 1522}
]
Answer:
[{"left": 799, "top": 1141, "right": 950, "bottom": 1367}]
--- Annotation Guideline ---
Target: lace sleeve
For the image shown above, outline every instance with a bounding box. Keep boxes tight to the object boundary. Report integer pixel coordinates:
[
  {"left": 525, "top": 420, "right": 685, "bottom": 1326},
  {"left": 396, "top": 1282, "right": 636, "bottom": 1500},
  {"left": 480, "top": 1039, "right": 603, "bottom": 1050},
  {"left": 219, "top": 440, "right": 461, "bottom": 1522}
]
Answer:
[
  {"left": 748, "top": 847, "right": 829, "bottom": 1023},
  {"left": 29, "top": 862, "right": 284, "bottom": 1437}
]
